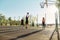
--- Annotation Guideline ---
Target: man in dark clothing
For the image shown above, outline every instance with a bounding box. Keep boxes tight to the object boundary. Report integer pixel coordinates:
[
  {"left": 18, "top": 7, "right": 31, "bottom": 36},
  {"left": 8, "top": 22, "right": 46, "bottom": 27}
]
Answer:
[
  {"left": 21, "top": 18, "right": 24, "bottom": 25},
  {"left": 42, "top": 17, "right": 45, "bottom": 29},
  {"left": 25, "top": 12, "right": 29, "bottom": 29}
]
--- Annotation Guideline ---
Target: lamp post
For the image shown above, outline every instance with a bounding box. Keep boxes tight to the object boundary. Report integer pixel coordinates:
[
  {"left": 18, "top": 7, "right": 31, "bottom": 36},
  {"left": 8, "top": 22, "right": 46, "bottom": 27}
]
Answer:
[
  {"left": 18, "top": 16, "right": 20, "bottom": 22},
  {"left": 40, "top": 0, "right": 59, "bottom": 40},
  {"left": 18, "top": 16, "right": 20, "bottom": 26},
  {"left": 14, "top": 17, "right": 16, "bottom": 21},
  {"left": 37, "top": 13, "right": 38, "bottom": 27}
]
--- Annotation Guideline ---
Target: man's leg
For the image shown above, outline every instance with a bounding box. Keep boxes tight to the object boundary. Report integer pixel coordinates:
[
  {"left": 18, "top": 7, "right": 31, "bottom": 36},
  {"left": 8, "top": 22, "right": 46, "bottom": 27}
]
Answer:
[{"left": 26, "top": 24, "right": 28, "bottom": 29}]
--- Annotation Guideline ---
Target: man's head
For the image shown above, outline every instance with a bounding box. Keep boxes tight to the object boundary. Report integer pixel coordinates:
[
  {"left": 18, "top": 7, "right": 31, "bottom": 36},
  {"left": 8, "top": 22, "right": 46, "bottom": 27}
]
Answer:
[
  {"left": 27, "top": 12, "right": 29, "bottom": 15},
  {"left": 43, "top": 17, "right": 45, "bottom": 20}
]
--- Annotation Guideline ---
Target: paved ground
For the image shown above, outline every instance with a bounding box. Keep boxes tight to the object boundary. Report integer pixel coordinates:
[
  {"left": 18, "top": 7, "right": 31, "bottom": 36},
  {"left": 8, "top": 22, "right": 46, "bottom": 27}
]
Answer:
[
  {"left": 0, "top": 25, "right": 59, "bottom": 40},
  {"left": 51, "top": 26, "right": 60, "bottom": 40},
  {"left": 16, "top": 26, "right": 55, "bottom": 40}
]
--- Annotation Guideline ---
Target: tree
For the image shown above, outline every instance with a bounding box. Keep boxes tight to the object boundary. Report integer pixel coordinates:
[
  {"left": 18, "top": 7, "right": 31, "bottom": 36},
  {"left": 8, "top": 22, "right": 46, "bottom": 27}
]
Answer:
[
  {"left": 56, "top": 0, "right": 60, "bottom": 8},
  {"left": 0, "top": 14, "right": 6, "bottom": 26},
  {"left": 8, "top": 17, "right": 11, "bottom": 21},
  {"left": 8, "top": 17, "right": 12, "bottom": 25},
  {"left": 1, "top": 16, "right": 6, "bottom": 25}
]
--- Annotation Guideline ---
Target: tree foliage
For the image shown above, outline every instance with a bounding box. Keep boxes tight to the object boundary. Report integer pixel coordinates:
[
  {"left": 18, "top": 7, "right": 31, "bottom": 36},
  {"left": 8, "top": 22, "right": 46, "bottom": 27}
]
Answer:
[
  {"left": 0, "top": 13, "right": 20, "bottom": 26},
  {"left": 57, "top": 0, "right": 60, "bottom": 8},
  {"left": 0, "top": 14, "right": 6, "bottom": 25}
]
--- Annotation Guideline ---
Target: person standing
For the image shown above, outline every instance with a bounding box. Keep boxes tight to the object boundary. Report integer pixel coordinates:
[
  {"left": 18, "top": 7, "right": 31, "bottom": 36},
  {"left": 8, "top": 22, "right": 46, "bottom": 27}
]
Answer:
[
  {"left": 42, "top": 17, "right": 45, "bottom": 29},
  {"left": 21, "top": 18, "right": 24, "bottom": 26},
  {"left": 25, "top": 12, "right": 29, "bottom": 29}
]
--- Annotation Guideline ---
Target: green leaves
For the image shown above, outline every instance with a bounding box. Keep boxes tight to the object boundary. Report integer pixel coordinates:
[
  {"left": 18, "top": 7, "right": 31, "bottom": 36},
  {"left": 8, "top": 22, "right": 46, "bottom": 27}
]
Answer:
[
  {"left": 0, "top": 13, "right": 21, "bottom": 26},
  {"left": 57, "top": 0, "right": 60, "bottom": 2},
  {"left": 57, "top": 0, "right": 60, "bottom": 8}
]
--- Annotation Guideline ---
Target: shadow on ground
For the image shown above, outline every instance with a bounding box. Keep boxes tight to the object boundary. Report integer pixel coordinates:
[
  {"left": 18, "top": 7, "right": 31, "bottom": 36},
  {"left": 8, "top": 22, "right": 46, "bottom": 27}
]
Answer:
[{"left": 10, "top": 29, "right": 43, "bottom": 40}]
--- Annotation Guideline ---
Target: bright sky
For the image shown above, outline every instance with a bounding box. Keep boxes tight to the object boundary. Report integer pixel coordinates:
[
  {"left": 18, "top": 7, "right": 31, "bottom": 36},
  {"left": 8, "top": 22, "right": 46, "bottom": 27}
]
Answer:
[{"left": 0, "top": 0, "right": 59, "bottom": 24}]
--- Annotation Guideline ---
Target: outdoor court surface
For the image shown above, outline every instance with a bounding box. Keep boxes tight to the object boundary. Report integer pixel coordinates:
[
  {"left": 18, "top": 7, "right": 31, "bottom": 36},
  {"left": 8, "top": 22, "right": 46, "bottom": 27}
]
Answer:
[{"left": 0, "top": 25, "right": 60, "bottom": 40}]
